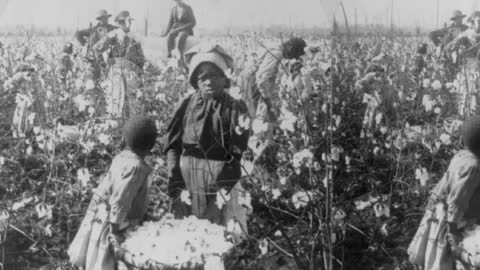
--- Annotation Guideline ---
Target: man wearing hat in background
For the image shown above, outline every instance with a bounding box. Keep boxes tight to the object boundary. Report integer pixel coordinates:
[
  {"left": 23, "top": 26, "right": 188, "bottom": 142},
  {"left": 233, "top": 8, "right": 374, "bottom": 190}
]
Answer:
[
  {"left": 74, "top": 9, "right": 118, "bottom": 80},
  {"left": 93, "top": 10, "right": 146, "bottom": 123},
  {"left": 75, "top": 9, "right": 117, "bottom": 48},
  {"left": 444, "top": 11, "right": 480, "bottom": 117},
  {"left": 161, "top": 0, "right": 196, "bottom": 59},
  {"left": 429, "top": 10, "right": 469, "bottom": 81},
  {"left": 430, "top": 10, "right": 469, "bottom": 47}
]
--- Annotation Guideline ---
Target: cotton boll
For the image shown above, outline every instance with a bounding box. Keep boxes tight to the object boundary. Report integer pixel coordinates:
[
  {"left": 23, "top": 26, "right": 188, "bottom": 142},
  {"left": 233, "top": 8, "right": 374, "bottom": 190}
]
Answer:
[
  {"left": 431, "top": 80, "right": 442, "bottom": 90},
  {"left": 291, "top": 191, "right": 313, "bottom": 209},
  {"left": 215, "top": 189, "right": 231, "bottom": 210},
  {"left": 122, "top": 216, "right": 233, "bottom": 267},
  {"left": 180, "top": 190, "right": 192, "bottom": 206},
  {"left": 252, "top": 119, "right": 268, "bottom": 134}
]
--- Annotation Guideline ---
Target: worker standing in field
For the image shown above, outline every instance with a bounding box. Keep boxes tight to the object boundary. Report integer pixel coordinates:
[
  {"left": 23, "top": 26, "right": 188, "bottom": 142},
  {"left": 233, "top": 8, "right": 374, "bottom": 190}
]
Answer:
[
  {"left": 161, "top": 0, "right": 196, "bottom": 59},
  {"left": 75, "top": 9, "right": 117, "bottom": 80},
  {"left": 445, "top": 11, "right": 480, "bottom": 118},
  {"left": 165, "top": 43, "right": 251, "bottom": 242},
  {"left": 93, "top": 10, "right": 146, "bottom": 123},
  {"left": 429, "top": 10, "right": 469, "bottom": 80},
  {"left": 430, "top": 10, "right": 469, "bottom": 46},
  {"left": 56, "top": 42, "right": 74, "bottom": 83}
]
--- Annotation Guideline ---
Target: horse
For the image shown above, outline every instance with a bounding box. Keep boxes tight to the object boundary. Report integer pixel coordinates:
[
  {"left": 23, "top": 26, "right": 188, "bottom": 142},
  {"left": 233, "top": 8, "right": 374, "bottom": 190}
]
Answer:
[{"left": 169, "top": 35, "right": 199, "bottom": 73}]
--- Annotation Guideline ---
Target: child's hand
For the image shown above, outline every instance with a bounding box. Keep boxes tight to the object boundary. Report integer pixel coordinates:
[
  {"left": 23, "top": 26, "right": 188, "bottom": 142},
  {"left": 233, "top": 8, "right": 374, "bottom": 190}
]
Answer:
[
  {"left": 108, "top": 232, "right": 125, "bottom": 248},
  {"left": 170, "top": 198, "right": 191, "bottom": 219},
  {"left": 203, "top": 200, "right": 223, "bottom": 225},
  {"left": 446, "top": 232, "right": 461, "bottom": 247}
]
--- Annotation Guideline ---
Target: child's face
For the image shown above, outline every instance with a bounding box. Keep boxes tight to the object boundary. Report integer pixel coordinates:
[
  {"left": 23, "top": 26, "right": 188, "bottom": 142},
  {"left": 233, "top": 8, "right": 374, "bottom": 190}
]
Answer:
[{"left": 195, "top": 63, "right": 227, "bottom": 98}]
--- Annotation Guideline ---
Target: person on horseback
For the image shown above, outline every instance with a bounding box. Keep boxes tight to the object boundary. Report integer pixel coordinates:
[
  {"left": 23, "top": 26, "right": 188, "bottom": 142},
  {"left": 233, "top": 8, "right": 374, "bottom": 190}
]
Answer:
[
  {"left": 93, "top": 10, "right": 146, "bottom": 122},
  {"left": 161, "top": 0, "right": 196, "bottom": 59}
]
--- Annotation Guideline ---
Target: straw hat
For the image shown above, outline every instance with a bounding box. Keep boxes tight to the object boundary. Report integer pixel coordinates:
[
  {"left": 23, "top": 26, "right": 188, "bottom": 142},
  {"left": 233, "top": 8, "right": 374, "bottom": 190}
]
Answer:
[
  {"left": 451, "top": 10, "right": 466, "bottom": 21},
  {"left": 96, "top": 9, "right": 112, "bottom": 20},
  {"left": 115, "top": 10, "right": 134, "bottom": 22}
]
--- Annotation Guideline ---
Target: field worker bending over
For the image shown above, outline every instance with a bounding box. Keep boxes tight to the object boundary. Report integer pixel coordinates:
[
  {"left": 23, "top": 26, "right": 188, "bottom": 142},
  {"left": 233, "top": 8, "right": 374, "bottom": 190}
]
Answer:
[
  {"left": 93, "top": 10, "right": 146, "bottom": 123},
  {"left": 161, "top": 0, "right": 196, "bottom": 59},
  {"left": 68, "top": 116, "right": 157, "bottom": 270},
  {"left": 238, "top": 37, "right": 307, "bottom": 143},
  {"left": 75, "top": 9, "right": 117, "bottom": 80},
  {"left": 165, "top": 43, "right": 251, "bottom": 241}
]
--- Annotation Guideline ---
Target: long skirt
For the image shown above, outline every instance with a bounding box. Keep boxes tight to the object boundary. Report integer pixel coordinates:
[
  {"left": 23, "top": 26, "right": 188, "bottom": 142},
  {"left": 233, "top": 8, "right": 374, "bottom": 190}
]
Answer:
[
  {"left": 68, "top": 201, "right": 117, "bottom": 270},
  {"left": 409, "top": 202, "right": 455, "bottom": 270},
  {"left": 105, "top": 59, "right": 142, "bottom": 122},
  {"left": 455, "top": 58, "right": 480, "bottom": 118},
  {"left": 177, "top": 155, "right": 249, "bottom": 241}
]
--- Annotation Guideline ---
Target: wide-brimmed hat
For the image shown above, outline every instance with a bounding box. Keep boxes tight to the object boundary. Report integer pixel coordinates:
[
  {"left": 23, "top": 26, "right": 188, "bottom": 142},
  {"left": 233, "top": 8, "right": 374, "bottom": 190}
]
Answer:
[
  {"left": 185, "top": 43, "right": 234, "bottom": 88},
  {"left": 115, "top": 10, "right": 134, "bottom": 22},
  {"left": 468, "top": 11, "right": 480, "bottom": 22},
  {"left": 451, "top": 10, "right": 466, "bottom": 20},
  {"left": 96, "top": 9, "right": 112, "bottom": 20}
]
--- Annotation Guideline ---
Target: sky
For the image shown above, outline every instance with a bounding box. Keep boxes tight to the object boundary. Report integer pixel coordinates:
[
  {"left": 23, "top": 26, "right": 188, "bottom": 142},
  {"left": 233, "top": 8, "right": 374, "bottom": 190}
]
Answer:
[{"left": 0, "top": 0, "right": 478, "bottom": 33}]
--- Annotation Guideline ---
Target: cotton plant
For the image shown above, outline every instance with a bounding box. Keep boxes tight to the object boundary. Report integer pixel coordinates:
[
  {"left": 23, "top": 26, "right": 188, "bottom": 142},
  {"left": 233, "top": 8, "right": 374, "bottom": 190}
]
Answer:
[
  {"left": 292, "top": 149, "right": 314, "bottom": 169},
  {"left": 215, "top": 188, "right": 231, "bottom": 210},
  {"left": 35, "top": 203, "right": 53, "bottom": 220},
  {"left": 278, "top": 106, "right": 298, "bottom": 133},
  {"left": 77, "top": 168, "right": 91, "bottom": 187},
  {"left": 415, "top": 167, "right": 430, "bottom": 187},
  {"left": 291, "top": 191, "right": 313, "bottom": 209}
]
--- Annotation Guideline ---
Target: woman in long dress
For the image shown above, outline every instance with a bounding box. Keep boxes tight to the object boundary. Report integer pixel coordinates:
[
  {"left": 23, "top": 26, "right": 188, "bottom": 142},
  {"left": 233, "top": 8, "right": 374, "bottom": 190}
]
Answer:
[{"left": 164, "top": 44, "right": 251, "bottom": 241}]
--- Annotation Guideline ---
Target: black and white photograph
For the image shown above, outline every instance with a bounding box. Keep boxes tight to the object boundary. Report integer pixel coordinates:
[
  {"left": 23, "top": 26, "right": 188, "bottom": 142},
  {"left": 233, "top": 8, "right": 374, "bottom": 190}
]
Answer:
[{"left": 1, "top": 0, "right": 480, "bottom": 269}]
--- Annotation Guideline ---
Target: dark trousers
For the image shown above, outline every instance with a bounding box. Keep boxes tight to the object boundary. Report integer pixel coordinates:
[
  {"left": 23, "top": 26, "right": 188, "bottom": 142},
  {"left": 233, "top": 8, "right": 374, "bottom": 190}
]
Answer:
[{"left": 166, "top": 30, "right": 190, "bottom": 57}]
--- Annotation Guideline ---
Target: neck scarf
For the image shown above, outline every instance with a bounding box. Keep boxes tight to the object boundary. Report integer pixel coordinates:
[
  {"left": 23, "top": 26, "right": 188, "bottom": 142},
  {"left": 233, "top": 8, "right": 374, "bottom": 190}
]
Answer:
[{"left": 182, "top": 91, "right": 226, "bottom": 146}]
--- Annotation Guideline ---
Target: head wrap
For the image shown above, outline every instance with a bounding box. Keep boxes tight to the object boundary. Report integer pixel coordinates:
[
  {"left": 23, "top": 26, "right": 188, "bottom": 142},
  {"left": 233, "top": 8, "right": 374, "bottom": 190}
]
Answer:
[
  {"left": 281, "top": 37, "right": 307, "bottom": 59},
  {"left": 185, "top": 43, "right": 234, "bottom": 89},
  {"left": 451, "top": 10, "right": 466, "bottom": 21},
  {"left": 122, "top": 116, "right": 158, "bottom": 152}
]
